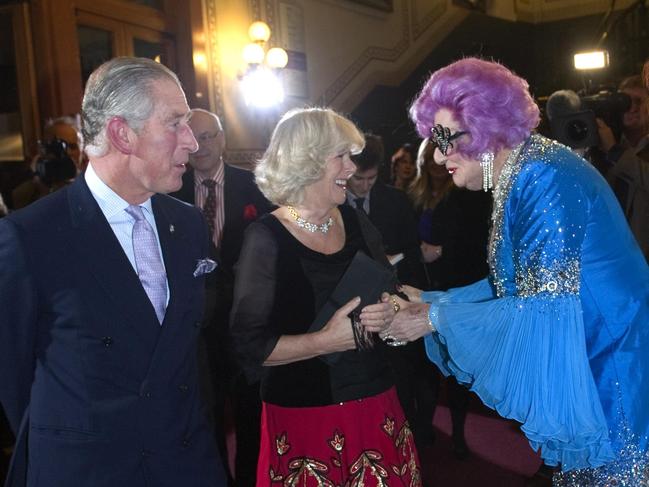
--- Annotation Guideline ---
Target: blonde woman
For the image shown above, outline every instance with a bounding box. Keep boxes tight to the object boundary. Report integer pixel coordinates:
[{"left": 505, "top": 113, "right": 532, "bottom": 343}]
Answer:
[{"left": 231, "top": 108, "right": 422, "bottom": 486}]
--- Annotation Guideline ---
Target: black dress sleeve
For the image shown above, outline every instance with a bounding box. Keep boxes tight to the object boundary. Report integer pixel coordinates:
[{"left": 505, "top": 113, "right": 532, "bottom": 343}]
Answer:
[{"left": 229, "top": 220, "right": 280, "bottom": 382}]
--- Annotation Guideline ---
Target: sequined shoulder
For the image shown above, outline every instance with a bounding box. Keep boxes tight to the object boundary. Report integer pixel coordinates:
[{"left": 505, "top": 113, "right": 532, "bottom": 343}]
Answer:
[
  {"left": 488, "top": 135, "right": 584, "bottom": 298},
  {"left": 516, "top": 135, "right": 593, "bottom": 181}
]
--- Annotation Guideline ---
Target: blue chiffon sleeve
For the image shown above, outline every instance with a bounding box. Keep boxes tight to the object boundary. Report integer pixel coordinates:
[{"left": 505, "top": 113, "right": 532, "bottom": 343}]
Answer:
[
  {"left": 421, "top": 277, "right": 495, "bottom": 306},
  {"left": 423, "top": 159, "right": 615, "bottom": 471}
]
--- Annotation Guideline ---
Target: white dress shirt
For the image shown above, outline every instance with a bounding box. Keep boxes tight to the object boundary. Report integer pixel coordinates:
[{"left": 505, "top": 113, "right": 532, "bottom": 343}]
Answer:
[{"left": 84, "top": 163, "right": 169, "bottom": 303}]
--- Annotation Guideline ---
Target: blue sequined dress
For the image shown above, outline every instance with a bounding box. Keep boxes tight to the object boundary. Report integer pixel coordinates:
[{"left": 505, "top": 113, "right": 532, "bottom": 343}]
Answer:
[{"left": 423, "top": 135, "right": 649, "bottom": 485}]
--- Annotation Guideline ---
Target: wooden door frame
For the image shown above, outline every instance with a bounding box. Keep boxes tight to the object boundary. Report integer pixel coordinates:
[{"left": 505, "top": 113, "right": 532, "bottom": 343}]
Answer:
[{"left": 0, "top": 3, "right": 40, "bottom": 159}]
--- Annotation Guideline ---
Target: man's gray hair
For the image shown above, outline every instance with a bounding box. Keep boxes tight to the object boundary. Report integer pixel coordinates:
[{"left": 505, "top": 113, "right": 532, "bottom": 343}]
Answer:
[{"left": 81, "top": 57, "right": 180, "bottom": 157}]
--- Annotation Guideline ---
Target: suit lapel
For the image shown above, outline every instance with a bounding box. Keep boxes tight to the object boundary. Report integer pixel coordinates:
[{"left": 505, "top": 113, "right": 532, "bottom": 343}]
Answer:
[
  {"left": 214, "top": 165, "right": 239, "bottom": 263},
  {"left": 145, "top": 195, "right": 198, "bottom": 379},
  {"left": 67, "top": 177, "right": 160, "bottom": 345},
  {"left": 222, "top": 165, "right": 237, "bottom": 229},
  {"left": 151, "top": 195, "right": 187, "bottom": 330}
]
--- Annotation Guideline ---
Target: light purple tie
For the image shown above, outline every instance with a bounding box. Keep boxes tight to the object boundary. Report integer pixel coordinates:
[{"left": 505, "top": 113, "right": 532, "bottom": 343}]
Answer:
[{"left": 125, "top": 205, "right": 167, "bottom": 324}]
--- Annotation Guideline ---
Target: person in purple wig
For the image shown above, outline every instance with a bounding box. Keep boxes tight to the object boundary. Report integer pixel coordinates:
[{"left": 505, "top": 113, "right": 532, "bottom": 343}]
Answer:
[
  {"left": 410, "top": 57, "right": 539, "bottom": 163},
  {"left": 360, "top": 58, "right": 649, "bottom": 486}
]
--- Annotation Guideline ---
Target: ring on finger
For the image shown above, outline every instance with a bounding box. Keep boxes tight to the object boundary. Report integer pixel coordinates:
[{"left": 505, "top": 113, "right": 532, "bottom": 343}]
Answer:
[
  {"left": 390, "top": 295, "right": 400, "bottom": 313},
  {"left": 381, "top": 333, "right": 406, "bottom": 347}
]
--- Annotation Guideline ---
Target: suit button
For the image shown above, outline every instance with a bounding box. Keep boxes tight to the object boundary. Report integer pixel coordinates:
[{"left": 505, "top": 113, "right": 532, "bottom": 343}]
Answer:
[
  {"left": 182, "top": 438, "right": 190, "bottom": 448},
  {"left": 194, "top": 321, "right": 201, "bottom": 328},
  {"left": 141, "top": 391, "right": 151, "bottom": 398},
  {"left": 102, "top": 336, "right": 113, "bottom": 347},
  {"left": 179, "top": 384, "right": 189, "bottom": 392}
]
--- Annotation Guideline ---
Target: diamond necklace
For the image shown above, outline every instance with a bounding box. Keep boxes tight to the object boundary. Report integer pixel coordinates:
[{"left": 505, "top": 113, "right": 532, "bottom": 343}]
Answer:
[{"left": 287, "top": 206, "right": 334, "bottom": 234}]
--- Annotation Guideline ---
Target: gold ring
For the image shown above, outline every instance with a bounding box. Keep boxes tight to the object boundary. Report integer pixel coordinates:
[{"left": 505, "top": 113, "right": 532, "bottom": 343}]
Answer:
[{"left": 391, "top": 295, "right": 400, "bottom": 313}]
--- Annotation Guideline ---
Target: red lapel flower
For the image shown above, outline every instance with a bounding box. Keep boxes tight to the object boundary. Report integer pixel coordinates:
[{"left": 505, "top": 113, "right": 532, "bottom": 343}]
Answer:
[{"left": 243, "top": 203, "right": 258, "bottom": 221}]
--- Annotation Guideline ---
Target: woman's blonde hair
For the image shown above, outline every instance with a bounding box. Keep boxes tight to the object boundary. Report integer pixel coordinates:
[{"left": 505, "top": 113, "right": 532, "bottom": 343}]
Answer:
[{"left": 255, "top": 107, "right": 364, "bottom": 206}]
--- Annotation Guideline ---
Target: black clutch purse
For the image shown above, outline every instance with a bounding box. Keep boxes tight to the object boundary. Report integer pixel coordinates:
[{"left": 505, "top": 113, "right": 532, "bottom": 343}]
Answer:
[{"left": 308, "top": 250, "right": 398, "bottom": 364}]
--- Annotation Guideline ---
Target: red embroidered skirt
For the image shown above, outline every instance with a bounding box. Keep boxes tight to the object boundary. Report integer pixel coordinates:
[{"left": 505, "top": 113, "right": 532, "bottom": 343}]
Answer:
[{"left": 256, "top": 386, "right": 422, "bottom": 486}]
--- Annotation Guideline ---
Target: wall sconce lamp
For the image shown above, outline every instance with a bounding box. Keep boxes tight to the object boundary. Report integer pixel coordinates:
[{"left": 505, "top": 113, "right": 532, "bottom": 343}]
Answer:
[{"left": 241, "top": 21, "right": 289, "bottom": 108}]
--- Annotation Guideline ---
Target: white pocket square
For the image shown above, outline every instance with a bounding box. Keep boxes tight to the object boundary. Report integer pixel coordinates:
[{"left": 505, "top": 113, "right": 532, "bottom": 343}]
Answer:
[{"left": 193, "top": 258, "right": 217, "bottom": 277}]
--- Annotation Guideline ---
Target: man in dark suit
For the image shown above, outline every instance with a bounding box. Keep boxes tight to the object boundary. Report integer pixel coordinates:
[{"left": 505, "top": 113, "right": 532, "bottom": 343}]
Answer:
[
  {"left": 0, "top": 57, "right": 226, "bottom": 487},
  {"left": 346, "top": 134, "right": 423, "bottom": 286},
  {"left": 169, "top": 108, "right": 271, "bottom": 486}
]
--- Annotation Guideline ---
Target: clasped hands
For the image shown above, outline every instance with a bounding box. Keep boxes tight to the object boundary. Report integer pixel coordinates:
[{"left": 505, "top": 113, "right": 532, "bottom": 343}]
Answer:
[
  {"left": 358, "top": 285, "right": 432, "bottom": 347},
  {"left": 322, "top": 285, "right": 432, "bottom": 353}
]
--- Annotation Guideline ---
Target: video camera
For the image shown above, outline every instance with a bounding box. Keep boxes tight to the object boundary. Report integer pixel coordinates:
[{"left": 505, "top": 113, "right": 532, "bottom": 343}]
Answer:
[
  {"left": 35, "top": 138, "right": 77, "bottom": 187},
  {"left": 548, "top": 90, "right": 631, "bottom": 149}
]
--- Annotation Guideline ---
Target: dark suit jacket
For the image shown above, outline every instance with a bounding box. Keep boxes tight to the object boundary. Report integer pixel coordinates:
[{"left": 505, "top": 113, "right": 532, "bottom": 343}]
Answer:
[
  {"left": 169, "top": 165, "right": 271, "bottom": 380},
  {"left": 352, "top": 182, "right": 423, "bottom": 287},
  {"left": 0, "top": 176, "right": 226, "bottom": 487}
]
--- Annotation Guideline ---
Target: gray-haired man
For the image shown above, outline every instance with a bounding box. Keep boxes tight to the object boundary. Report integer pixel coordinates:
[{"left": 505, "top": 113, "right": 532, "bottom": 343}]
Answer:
[{"left": 0, "top": 57, "right": 226, "bottom": 486}]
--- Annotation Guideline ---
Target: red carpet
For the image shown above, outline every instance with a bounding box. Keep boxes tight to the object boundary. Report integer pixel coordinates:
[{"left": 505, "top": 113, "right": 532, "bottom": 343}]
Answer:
[{"left": 421, "top": 395, "right": 543, "bottom": 486}]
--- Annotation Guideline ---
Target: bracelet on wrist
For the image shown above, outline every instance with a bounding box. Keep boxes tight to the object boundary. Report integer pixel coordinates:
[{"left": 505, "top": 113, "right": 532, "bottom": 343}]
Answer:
[
  {"left": 427, "top": 305, "right": 437, "bottom": 333},
  {"left": 351, "top": 312, "right": 375, "bottom": 351}
]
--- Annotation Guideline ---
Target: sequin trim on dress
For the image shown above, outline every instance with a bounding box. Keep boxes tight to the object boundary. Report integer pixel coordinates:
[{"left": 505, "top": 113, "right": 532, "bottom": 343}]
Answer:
[
  {"left": 487, "top": 139, "right": 527, "bottom": 297},
  {"left": 515, "top": 256, "right": 580, "bottom": 297},
  {"left": 553, "top": 417, "right": 649, "bottom": 486}
]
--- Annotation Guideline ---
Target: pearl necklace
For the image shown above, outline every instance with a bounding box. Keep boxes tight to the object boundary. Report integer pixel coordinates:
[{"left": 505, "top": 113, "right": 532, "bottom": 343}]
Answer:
[{"left": 287, "top": 206, "right": 334, "bottom": 234}]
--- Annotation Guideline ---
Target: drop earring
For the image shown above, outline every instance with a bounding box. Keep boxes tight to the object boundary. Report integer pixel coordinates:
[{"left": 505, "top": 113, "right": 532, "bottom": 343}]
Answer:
[{"left": 480, "top": 152, "right": 494, "bottom": 191}]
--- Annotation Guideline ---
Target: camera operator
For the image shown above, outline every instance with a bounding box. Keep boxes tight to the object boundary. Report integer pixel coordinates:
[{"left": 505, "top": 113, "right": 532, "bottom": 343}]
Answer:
[
  {"left": 545, "top": 87, "right": 633, "bottom": 176},
  {"left": 11, "top": 116, "right": 84, "bottom": 209},
  {"left": 597, "top": 75, "right": 648, "bottom": 165},
  {"left": 606, "top": 74, "right": 649, "bottom": 262}
]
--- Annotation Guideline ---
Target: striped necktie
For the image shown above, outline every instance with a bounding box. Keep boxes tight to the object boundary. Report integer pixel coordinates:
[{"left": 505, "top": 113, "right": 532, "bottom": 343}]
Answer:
[{"left": 202, "top": 179, "right": 217, "bottom": 242}]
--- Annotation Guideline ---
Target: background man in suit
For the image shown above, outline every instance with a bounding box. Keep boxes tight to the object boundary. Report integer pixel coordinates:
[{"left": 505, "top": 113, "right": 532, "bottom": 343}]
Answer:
[
  {"left": 346, "top": 134, "right": 422, "bottom": 286},
  {"left": 0, "top": 57, "right": 226, "bottom": 486},
  {"left": 170, "top": 108, "right": 271, "bottom": 486}
]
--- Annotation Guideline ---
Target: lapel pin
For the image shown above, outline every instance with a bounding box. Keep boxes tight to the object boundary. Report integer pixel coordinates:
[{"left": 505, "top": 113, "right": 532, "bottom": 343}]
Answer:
[{"left": 169, "top": 224, "right": 175, "bottom": 233}]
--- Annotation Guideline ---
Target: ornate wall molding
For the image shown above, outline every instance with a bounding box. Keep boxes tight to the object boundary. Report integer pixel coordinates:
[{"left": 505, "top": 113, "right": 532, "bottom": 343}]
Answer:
[
  {"left": 316, "top": 0, "right": 410, "bottom": 106},
  {"left": 225, "top": 149, "right": 264, "bottom": 168},
  {"left": 250, "top": 0, "right": 262, "bottom": 20},
  {"left": 411, "top": 0, "right": 446, "bottom": 41},
  {"left": 514, "top": 0, "right": 637, "bottom": 23},
  {"left": 204, "top": 0, "right": 225, "bottom": 128},
  {"left": 265, "top": 0, "right": 277, "bottom": 39}
]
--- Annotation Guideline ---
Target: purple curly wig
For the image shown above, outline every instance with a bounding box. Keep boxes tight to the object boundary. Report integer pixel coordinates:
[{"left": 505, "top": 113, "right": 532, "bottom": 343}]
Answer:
[{"left": 409, "top": 58, "right": 540, "bottom": 158}]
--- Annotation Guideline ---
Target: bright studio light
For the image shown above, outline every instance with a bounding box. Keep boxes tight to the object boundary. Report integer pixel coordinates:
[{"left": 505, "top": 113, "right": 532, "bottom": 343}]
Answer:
[
  {"left": 241, "top": 68, "right": 284, "bottom": 108},
  {"left": 574, "top": 51, "right": 609, "bottom": 70}
]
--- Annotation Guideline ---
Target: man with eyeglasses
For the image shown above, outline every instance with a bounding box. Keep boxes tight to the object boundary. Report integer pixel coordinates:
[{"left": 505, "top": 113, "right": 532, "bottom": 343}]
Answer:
[
  {"left": 603, "top": 75, "right": 649, "bottom": 262},
  {"left": 170, "top": 108, "right": 271, "bottom": 486}
]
